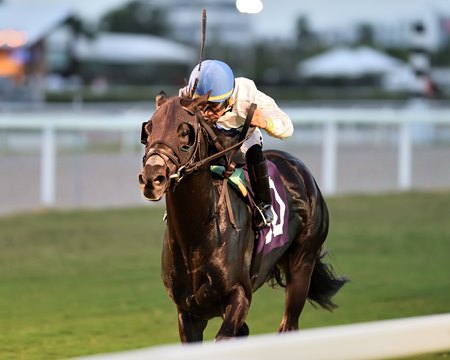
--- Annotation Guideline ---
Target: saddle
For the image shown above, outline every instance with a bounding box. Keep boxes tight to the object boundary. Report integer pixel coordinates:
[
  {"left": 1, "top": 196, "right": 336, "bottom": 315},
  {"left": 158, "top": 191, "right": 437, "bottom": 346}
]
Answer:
[
  {"left": 210, "top": 162, "right": 290, "bottom": 283},
  {"left": 211, "top": 165, "right": 248, "bottom": 197}
]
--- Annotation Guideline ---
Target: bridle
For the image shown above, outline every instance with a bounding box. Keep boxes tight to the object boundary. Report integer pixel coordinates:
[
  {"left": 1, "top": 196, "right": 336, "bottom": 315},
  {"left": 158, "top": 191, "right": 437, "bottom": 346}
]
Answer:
[
  {"left": 142, "top": 110, "right": 203, "bottom": 190},
  {"left": 142, "top": 107, "right": 254, "bottom": 193}
]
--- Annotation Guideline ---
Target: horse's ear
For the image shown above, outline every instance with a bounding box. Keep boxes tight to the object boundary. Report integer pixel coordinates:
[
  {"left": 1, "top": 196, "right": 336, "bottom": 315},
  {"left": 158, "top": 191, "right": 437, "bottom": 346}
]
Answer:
[
  {"left": 156, "top": 90, "right": 168, "bottom": 109},
  {"left": 145, "top": 121, "right": 152, "bottom": 136},
  {"left": 181, "top": 92, "right": 210, "bottom": 114},
  {"left": 193, "top": 92, "right": 210, "bottom": 106}
]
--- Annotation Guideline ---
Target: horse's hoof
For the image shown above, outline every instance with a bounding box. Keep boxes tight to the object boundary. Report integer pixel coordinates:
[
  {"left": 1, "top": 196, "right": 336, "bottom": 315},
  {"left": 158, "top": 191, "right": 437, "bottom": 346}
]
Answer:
[
  {"left": 214, "top": 336, "right": 233, "bottom": 342},
  {"left": 236, "top": 322, "right": 250, "bottom": 337}
]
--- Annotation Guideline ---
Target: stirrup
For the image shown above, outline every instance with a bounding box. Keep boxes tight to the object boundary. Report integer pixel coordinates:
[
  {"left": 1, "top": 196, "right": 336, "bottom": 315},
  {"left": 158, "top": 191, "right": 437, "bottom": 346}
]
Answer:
[{"left": 254, "top": 204, "right": 273, "bottom": 229}]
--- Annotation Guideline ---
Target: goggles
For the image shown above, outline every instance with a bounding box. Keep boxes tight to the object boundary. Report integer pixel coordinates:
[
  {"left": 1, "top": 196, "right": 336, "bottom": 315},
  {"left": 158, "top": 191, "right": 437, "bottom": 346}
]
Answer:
[{"left": 199, "top": 98, "right": 231, "bottom": 114}]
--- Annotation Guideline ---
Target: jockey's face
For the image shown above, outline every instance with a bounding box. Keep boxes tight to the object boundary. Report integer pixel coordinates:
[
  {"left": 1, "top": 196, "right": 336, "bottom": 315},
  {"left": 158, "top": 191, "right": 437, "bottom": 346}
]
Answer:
[{"left": 198, "top": 100, "right": 229, "bottom": 121}]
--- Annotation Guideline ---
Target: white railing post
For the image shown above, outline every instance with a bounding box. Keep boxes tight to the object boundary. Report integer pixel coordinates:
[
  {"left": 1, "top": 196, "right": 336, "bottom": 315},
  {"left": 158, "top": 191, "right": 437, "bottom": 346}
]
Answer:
[
  {"left": 322, "top": 120, "right": 337, "bottom": 195},
  {"left": 41, "top": 125, "right": 56, "bottom": 206},
  {"left": 398, "top": 122, "right": 412, "bottom": 190}
]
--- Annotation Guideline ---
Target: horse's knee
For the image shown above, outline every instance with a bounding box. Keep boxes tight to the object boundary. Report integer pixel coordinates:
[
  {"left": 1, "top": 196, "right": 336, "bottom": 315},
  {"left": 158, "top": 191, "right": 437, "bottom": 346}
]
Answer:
[
  {"left": 216, "top": 285, "right": 250, "bottom": 339},
  {"left": 227, "top": 285, "right": 251, "bottom": 309}
]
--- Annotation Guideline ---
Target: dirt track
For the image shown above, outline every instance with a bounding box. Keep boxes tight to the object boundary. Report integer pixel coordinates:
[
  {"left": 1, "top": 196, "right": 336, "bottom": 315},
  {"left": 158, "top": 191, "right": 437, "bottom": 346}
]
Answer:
[{"left": 1, "top": 143, "right": 449, "bottom": 216}]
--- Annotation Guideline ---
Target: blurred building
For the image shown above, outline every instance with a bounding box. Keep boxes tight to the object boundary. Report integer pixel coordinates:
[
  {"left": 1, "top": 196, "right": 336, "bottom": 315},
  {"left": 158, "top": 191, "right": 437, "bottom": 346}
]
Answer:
[
  {"left": 298, "top": 46, "right": 404, "bottom": 78},
  {"left": 0, "top": 4, "right": 74, "bottom": 102},
  {"left": 72, "top": 32, "right": 196, "bottom": 86},
  {"left": 0, "top": 2, "right": 201, "bottom": 101},
  {"left": 297, "top": 46, "right": 414, "bottom": 90},
  {"left": 146, "top": 0, "right": 253, "bottom": 47},
  {"left": 316, "top": 10, "right": 449, "bottom": 51}
]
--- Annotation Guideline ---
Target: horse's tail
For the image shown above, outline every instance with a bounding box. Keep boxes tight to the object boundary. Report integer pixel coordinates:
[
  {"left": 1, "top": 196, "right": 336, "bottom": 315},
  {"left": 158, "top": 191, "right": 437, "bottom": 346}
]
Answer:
[
  {"left": 267, "top": 251, "right": 348, "bottom": 311},
  {"left": 307, "top": 252, "right": 349, "bottom": 311}
]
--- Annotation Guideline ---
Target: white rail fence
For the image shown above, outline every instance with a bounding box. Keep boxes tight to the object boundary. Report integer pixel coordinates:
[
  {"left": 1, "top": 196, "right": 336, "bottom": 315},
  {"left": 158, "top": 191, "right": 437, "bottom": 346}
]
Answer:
[
  {"left": 74, "top": 313, "right": 450, "bottom": 360},
  {"left": 0, "top": 106, "right": 449, "bottom": 207}
]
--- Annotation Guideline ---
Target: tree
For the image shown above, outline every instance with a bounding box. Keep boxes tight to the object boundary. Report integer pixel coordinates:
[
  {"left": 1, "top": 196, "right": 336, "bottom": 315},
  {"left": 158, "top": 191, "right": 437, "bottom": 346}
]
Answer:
[
  {"left": 296, "top": 15, "right": 315, "bottom": 49},
  {"left": 63, "top": 15, "right": 95, "bottom": 77},
  {"left": 99, "top": 1, "right": 171, "bottom": 36},
  {"left": 432, "top": 37, "right": 450, "bottom": 66},
  {"left": 356, "top": 22, "right": 375, "bottom": 46}
]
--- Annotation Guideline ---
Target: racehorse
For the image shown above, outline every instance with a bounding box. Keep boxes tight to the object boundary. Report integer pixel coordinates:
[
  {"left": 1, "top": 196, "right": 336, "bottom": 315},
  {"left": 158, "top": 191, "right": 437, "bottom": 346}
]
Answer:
[{"left": 138, "top": 92, "right": 347, "bottom": 342}]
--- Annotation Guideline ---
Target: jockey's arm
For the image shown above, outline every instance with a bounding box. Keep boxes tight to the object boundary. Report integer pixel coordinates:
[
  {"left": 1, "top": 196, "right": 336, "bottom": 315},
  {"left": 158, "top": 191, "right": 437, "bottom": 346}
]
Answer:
[{"left": 253, "top": 91, "right": 293, "bottom": 140}]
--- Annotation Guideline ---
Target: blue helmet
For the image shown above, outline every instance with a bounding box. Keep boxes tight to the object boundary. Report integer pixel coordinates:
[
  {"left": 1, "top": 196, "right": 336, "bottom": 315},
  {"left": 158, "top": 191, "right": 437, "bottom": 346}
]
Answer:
[{"left": 188, "top": 60, "right": 234, "bottom": 102}]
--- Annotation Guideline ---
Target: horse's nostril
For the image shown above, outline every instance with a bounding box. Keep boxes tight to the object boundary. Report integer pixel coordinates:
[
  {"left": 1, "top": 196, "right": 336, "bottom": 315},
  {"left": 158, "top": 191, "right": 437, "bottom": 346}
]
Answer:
[{"left": 153, "top": 175, "right": 166, "bottom": 186}]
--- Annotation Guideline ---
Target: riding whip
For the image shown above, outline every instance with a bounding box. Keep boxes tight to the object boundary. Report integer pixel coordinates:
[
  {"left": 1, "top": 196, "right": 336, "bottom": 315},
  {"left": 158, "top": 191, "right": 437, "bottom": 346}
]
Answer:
[{"left": 190, "top": 8, "right": 207, "bottom": 98}]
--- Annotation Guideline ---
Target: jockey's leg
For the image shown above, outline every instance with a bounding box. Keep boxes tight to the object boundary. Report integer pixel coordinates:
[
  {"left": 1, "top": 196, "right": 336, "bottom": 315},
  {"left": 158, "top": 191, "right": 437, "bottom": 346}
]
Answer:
[{"left": 246, "top": 144, "right": 273, "bottom": 229}]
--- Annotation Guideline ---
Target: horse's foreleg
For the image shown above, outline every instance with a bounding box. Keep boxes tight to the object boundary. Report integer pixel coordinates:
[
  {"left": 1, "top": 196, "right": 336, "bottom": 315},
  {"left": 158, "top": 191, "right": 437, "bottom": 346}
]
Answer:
[
  {"left": 278, "top": 251, "right": 316, "bottom": 332},
  {"left": 215, "top": 285, "right": 250, "bottom": 341},
  {"left": 177, "top": 309, "right": 208, "bottom": 343}
]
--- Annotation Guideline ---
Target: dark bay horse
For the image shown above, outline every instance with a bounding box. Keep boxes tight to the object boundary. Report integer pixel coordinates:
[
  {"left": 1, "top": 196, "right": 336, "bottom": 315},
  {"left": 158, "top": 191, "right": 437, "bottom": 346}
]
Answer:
[{"left": 138, "top": 93, "right": 347, "bottom": 342}]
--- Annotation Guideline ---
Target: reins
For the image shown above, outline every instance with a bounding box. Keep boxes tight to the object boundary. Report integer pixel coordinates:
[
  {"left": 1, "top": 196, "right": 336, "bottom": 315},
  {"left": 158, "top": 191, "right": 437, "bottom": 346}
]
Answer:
[
  {"left": 190, "top": 105, "right": 256, "bottom": 230},
  {"left": 182, "top": 106, "right": 255, "bottom": 177}
]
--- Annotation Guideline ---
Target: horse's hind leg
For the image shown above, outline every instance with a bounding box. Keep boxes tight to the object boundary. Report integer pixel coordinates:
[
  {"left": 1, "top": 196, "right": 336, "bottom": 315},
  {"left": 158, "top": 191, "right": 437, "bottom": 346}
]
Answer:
[
  {"left": 278, "top": 247, "right": 317, "bottom": 332},
  {"left": 177, "top": 309, "right": 208, "bottom": 343},
  {"left": 216, "top": 285, "right": 250, "bottom": 341}
]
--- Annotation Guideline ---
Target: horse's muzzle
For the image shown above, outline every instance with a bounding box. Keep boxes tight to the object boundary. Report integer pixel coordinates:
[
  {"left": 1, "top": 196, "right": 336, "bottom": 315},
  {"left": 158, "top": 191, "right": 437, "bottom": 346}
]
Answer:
[{"left": 138, "top": 155, "right": 169, "bottom": 201}]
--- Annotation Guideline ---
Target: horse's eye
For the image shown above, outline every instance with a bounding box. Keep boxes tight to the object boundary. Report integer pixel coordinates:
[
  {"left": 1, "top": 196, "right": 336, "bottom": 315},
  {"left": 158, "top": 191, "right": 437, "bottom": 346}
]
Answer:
[
  {"left": 178, "top": 123, "right": 195, "bottom": 151},
  {"left": 181, "top": 129, "right": 190, "bottom": 137}
]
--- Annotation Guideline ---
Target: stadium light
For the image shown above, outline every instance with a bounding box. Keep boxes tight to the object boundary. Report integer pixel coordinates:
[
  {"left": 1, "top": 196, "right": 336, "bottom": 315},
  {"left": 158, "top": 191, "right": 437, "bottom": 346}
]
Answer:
[{"left": 236, "top": 0, "right": 263, "bottom": 14}]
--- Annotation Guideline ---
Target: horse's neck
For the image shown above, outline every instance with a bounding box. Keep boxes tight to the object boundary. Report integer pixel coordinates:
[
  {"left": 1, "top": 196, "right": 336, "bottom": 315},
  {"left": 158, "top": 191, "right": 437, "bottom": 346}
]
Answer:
[{"left": 166, "top": 170, "right": 216, "bottom": 236}]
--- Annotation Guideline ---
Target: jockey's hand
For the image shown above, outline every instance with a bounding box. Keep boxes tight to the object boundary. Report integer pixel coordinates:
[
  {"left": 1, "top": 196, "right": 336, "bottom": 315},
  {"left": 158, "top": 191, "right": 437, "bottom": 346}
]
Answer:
[{"left": 250, "top": 109, "right": 267, "bottom": 129}]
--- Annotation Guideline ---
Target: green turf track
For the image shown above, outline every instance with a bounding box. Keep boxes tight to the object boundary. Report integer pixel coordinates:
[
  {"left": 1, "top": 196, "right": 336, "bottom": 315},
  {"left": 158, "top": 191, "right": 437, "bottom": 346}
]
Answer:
[{"left": 0, "top": 191, "right": 449, "bottom": 359}]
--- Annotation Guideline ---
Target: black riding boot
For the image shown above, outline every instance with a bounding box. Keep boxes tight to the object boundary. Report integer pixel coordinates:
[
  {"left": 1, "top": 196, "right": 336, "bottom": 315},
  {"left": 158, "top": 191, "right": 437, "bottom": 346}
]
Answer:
[{"left": 247, "top": 146, "right": 273, "bottom": 229}]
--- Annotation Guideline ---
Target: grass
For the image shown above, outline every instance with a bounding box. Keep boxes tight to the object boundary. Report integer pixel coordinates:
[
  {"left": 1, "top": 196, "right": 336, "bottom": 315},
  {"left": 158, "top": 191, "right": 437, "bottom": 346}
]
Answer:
[{"left": 0, "top": 191, "right": 449, "bottom": 359}]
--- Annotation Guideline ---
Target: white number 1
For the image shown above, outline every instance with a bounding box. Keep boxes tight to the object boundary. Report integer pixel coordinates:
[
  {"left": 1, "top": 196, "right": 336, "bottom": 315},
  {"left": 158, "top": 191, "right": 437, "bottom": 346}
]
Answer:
[{"left": 263, "top": 178, "right": 286, "bottom": 245}]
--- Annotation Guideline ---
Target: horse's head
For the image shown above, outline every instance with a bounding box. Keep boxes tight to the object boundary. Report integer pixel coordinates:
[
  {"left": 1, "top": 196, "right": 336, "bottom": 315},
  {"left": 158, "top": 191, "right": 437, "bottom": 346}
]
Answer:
[{"left": 138, "top": 91, "right": 210, "bottom": 201}]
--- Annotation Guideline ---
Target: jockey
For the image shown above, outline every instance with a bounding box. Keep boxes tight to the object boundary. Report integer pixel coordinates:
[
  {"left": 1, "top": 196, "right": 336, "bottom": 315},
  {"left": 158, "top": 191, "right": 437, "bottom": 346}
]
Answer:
[{"left": 180, "top": 59, "right": 293, "bottom": 229}]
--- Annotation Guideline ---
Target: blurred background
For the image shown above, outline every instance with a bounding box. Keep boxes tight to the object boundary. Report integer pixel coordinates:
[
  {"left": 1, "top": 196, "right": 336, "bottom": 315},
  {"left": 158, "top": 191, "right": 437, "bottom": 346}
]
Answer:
[
  {"left": 1, "top": 0, "right": 450, "bottom": 102},
  {"left": 1, "top": 2, "right": 450, "bottom": 359},
  {"left": 1, "top": 0, "right": 450, "bottom": 215}
]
